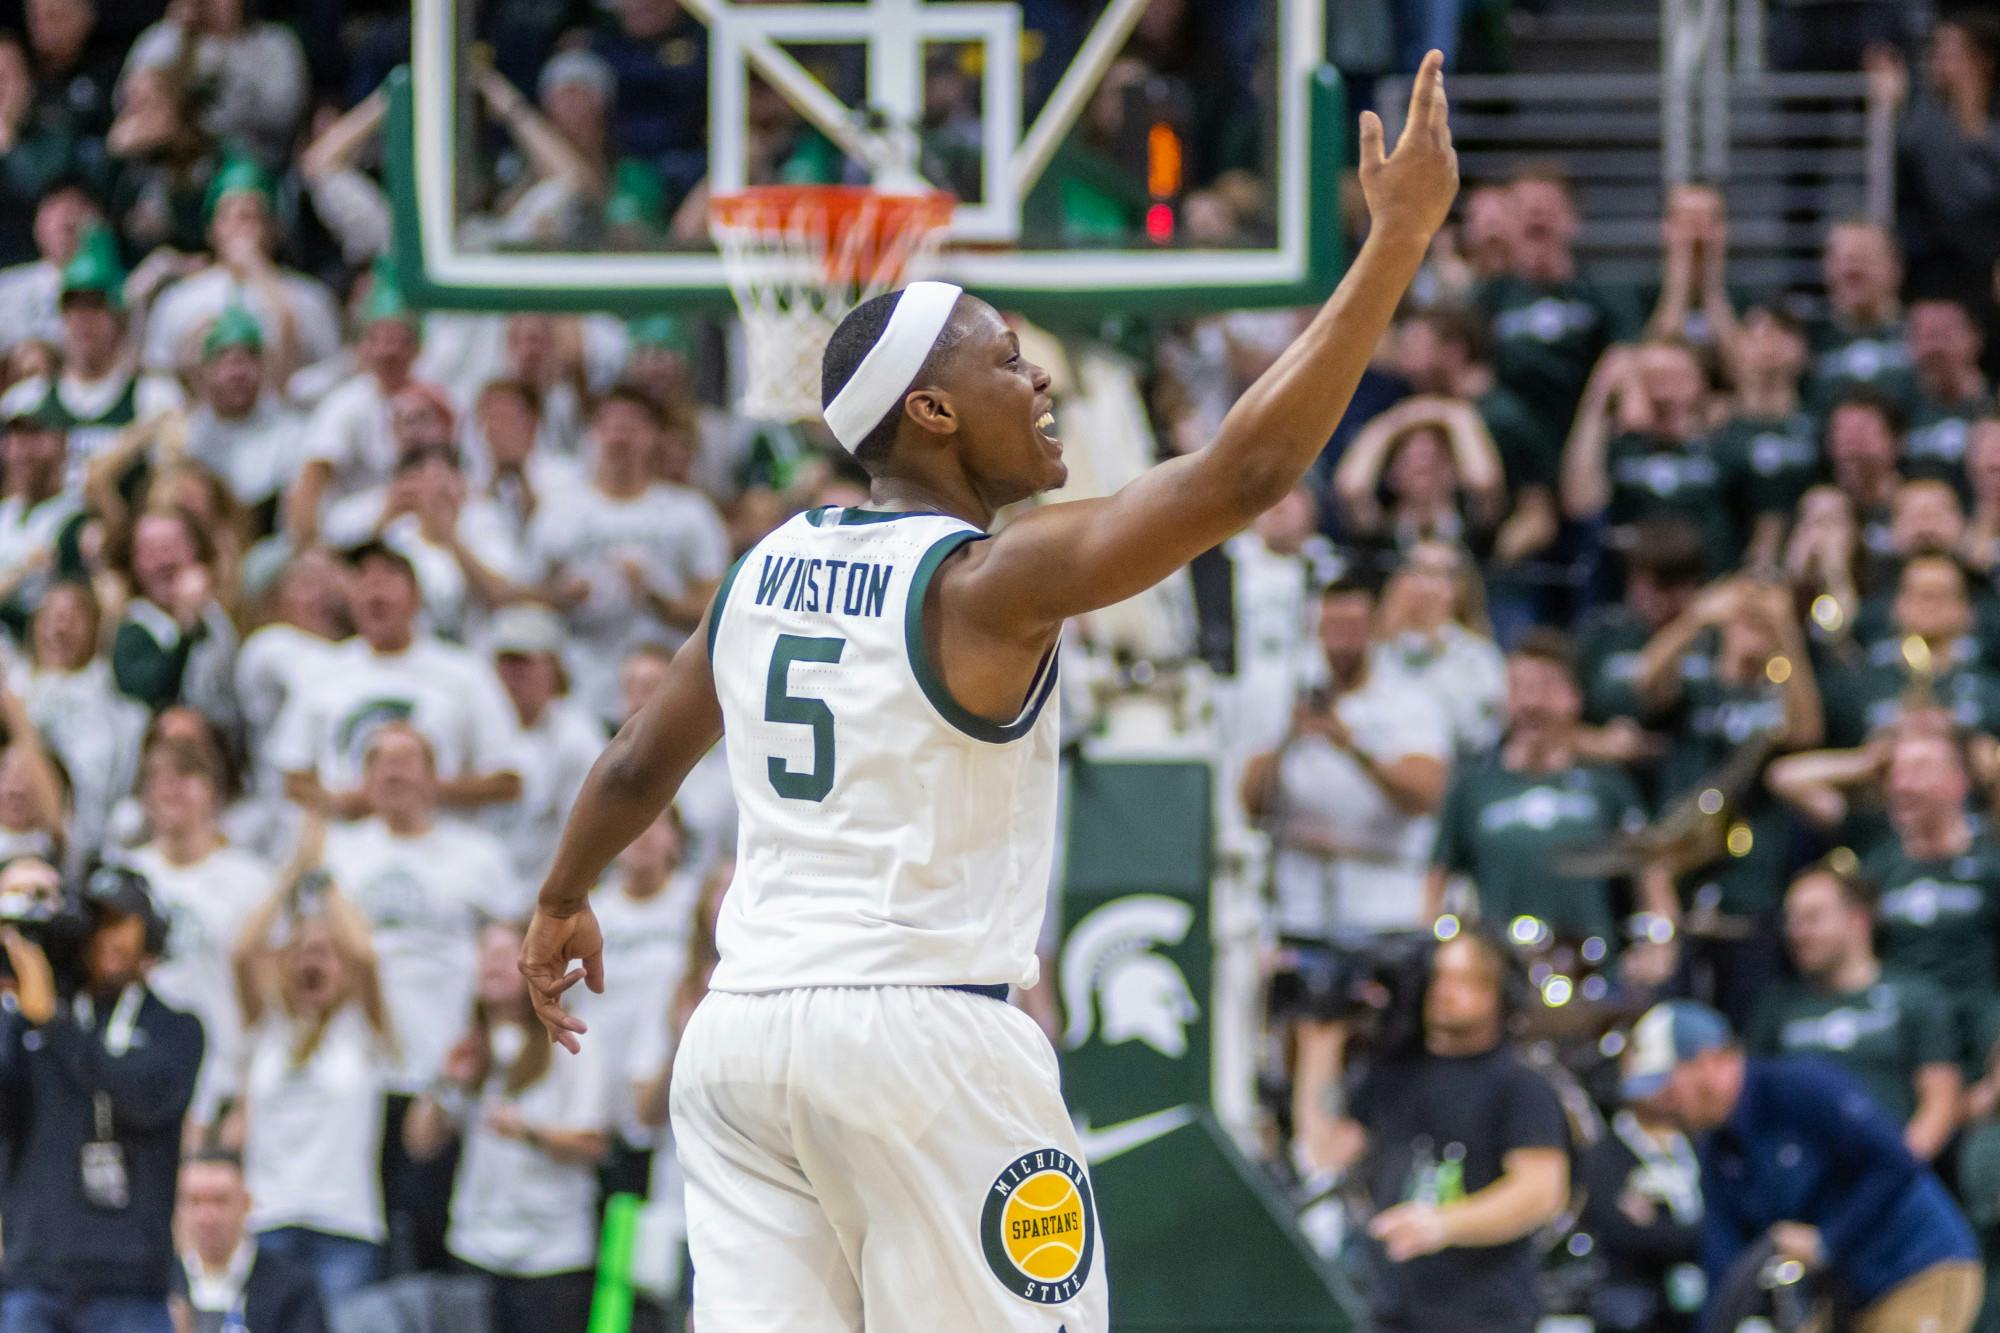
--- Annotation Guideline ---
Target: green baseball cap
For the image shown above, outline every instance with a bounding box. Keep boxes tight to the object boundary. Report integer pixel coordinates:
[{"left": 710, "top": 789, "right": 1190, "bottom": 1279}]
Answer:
[
  {"left": 606, "top": 158, "right": 667, "bottom": 232},
  {"left": 203, "top": 154, "right": 276, "bottom": 224},
  {"left": 59, "top": 226, "right": 126, "bottom": 310},
  {"left": 360, "top": 255, "right": 418, "bottom": 329},
  {"left": 201, "top": 306, "right": 264, "bottom": 361},
  {"left": 628, "top": 313, "right": 692, "bottom": 356}
]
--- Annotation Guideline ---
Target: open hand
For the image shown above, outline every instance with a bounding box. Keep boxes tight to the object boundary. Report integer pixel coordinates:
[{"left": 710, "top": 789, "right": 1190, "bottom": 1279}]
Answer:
[
  {"left": 1358, "top": 51, "right": 1459, "bottom": 246},
  {"left": 519, "top": 905, "right": 603, "bottom": 1053}
]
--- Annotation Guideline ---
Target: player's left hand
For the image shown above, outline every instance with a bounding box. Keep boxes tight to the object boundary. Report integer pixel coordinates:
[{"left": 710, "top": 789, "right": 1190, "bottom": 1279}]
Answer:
[
  {"left": 1368, "top": 1201, "right": 1453, "bottom": 1262},
  {"left": 519, "top": 905, "right": 604, "bottom": 1053}
]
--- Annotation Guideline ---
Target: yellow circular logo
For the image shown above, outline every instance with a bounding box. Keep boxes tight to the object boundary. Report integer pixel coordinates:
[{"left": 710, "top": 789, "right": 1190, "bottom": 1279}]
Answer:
[{"left": 981, "top": 1148, "right": 1095, "bottom": 1305}]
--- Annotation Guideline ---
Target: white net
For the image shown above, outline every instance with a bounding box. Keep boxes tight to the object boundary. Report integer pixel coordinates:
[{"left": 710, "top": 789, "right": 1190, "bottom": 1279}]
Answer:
[{"left": 711, "top": 188, "right": 954, "bottom": 424}]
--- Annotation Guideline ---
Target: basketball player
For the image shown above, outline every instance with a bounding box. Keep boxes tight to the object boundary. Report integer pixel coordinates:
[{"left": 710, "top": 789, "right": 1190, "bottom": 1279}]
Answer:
[{"left": 520, "top": 53, "right": 1457, "bottom": 1332}]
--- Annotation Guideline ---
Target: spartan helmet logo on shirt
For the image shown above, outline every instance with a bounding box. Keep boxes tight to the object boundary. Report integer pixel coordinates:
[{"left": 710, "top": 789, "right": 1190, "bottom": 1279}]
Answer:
[{"left": 1059, "top": 896, "right": 1199, "bottom": 1059}]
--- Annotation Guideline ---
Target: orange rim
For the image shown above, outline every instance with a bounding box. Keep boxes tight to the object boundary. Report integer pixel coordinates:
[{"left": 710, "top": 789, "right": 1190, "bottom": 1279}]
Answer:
[{"left": 711, "top": 185, "right": 957, "bottom": 287}]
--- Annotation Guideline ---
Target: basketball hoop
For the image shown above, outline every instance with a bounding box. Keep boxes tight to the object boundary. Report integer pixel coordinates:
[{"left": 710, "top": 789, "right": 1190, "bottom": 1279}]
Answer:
[{"left": 711, "top": 185, "right": 957, "bottom": 424}]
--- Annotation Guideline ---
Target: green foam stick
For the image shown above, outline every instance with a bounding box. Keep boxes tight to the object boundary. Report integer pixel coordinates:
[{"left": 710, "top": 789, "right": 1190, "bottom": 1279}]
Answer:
[{"left": 589, "top": 1192, "right": 642, "bottom": 1333}]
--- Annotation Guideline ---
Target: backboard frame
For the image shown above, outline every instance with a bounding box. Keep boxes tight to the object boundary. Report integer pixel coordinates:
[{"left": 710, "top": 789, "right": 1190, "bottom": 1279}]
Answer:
[{"left": 386, "top": 0, "right": 1347, "bottom": 321}]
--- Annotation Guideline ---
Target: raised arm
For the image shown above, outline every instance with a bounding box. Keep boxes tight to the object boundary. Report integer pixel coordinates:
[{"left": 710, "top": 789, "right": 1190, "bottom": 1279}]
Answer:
[
  {"left": 521, "top": 605, "right": 724, "bottom": 1049},
  {"left": 1634, "top": 580, "right": 1737, "bottom": 714},
  {"left": 1766, "top": 739, "right": 1885, "bottom": 830},
  {"left": 950, "top": 55, "right": 1458, "bottom": 636}
]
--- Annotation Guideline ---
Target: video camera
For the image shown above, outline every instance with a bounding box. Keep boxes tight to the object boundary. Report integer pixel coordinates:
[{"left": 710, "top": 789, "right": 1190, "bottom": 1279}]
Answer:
[
  {"left": 0, "top": 855, "right": 67, "bottom": 944},
  {"left": 1267, "top": 930, "right": 1436, "bottom": 1053}
]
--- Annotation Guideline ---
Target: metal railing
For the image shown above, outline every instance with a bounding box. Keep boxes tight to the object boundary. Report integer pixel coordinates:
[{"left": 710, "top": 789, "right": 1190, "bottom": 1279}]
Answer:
[{"left": 1663, "top": 0, "right": 1731, "bottom": 182}]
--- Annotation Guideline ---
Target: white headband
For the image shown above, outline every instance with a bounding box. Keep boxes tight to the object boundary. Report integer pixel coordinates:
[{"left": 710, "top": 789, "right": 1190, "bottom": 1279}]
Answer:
[{"left": 823, "top": 281, "right": 964, "bottom": 452}]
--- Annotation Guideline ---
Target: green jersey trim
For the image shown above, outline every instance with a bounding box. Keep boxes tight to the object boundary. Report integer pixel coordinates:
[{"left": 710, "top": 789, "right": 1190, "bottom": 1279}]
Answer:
[
  {"left": 839, "top": 507, "right": 945, "bottom": 525},
  {"left": 705, "top": 551, "right": 750, "bottom": 662},
  {"left": 904, "top": 529, "right": 1059, "bottom": 744}
]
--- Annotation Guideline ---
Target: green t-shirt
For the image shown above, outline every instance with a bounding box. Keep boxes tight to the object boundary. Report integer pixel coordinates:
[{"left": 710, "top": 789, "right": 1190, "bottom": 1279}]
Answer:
[
  {"left": 1604, "top": 432, "right": 1741, "bottom": 564},
  {"left": 1709, "top": 411, "right": 1822, "bottom": 532},
  {"left": 1746, "top": 970, "right": 1960, "bottom": 1124},
  {"left": 1905, "top": 389, "right": 1993, "bottom": 491},
  {"left": 1478, "top": 274, "right": 1639, "bottom": 439},
  {"left": 1863, "top": 828, "right": 2000, "bottom": 1001},
  {"left": 1818, "top": 648, "right": 2000, "bottom": 747},
  {"left": 1656, "top": 673, "right": 1795, "bottom": 916},
  {"left": 1478, "top": 381, "right": 1560, "bottom": 496},
  {"left": 1431, "top": 756, "right": 1646, "bottom": 944},
  {"left": 1574, "top": 605, "right": 1656, "bottom": 725},
  {"left": 1804, "top": 315, "right": 1919, "bottom": 417}
]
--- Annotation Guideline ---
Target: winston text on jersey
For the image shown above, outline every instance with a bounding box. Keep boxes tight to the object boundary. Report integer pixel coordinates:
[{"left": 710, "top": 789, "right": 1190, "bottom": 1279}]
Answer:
[{"left": 754, "top": 554, "right": 895, "bottom": 619}]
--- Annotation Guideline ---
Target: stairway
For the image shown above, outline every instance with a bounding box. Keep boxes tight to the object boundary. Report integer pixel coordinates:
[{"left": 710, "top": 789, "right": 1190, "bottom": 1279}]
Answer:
[
  {"left": 1508, "top": 0, "right": 1661, "bottom": 75},
  {"left": 1375, "top": 0, "right": 1887, "bottom": 294}
]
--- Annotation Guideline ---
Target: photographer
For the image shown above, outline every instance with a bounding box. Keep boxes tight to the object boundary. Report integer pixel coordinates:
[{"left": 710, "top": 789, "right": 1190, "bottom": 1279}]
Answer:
[
  {"left": 1331, "top": 929, "right": 1571, "bottom": 1333},
  {"left": 0, "top": 858, "right": 202, "bottom": 1333},
  {"left": 1242, "top": 573, "right": 1449, "bottom": 1183}
]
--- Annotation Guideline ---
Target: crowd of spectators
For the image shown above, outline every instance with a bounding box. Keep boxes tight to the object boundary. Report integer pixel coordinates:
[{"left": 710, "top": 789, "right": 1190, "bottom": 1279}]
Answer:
[
  {"left": 1218, "top": 5, "right": 2000, "bottom": 1330},
  {"left": 0, "top": 1, "right": 1991, "bottom": 1332}
]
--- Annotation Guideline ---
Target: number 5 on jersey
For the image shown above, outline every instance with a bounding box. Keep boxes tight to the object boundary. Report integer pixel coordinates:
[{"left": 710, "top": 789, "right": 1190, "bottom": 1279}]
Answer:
[{"left": 765, "top": 634, "right": 846, "bottom": 801}]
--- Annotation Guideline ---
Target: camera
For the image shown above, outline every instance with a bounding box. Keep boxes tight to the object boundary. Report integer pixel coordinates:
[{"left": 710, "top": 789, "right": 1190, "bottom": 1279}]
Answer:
[
  {"left": 0, "top": 856, "right": 65, "bottom": 942},
  {"left": 1269, "top": 930, "right": 1434, "bottom": 1040}
]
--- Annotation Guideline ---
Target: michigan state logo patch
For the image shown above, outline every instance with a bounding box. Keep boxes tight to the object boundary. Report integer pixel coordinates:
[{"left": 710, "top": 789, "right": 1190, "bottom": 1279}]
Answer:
[{"left": 980, "top": 1147, "right": 1095, "bottom": 1305}]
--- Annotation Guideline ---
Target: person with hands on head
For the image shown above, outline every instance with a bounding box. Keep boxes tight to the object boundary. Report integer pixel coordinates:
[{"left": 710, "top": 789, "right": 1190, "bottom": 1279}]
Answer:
[
  {"left": 518, "top": 53, "right": 1457, "bottom": 1333},
  {"left": 1646, "top": 182, "right": 1738, "bottom": 355},
  {"left": 1627, "top": 998, "right": 1983, "bottom": 1333},
  {"left": 1333, "top": 391, "right": 1506, "bottom": 563}
]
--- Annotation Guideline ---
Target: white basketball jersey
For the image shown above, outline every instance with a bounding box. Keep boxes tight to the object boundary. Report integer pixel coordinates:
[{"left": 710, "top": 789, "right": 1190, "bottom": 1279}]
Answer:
[{"left": 705, "top": 507, "right": 1061, "bottom": 992}]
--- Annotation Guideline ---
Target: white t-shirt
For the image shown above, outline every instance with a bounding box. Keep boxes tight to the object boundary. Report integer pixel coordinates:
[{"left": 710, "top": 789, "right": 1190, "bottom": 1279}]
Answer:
[
  {"left": 527, "top": 481, "right": 729, "bottom": 721},
  {"left": 319, "top": 498, "right": 526, "bottom": 644},
  {"left": 297, "top": 374, "right": 400, "bottom": 514},
  {"left": 446, "top": 1033, "right": 611, "bottom": 1277},
  {"left": 243, "top": 1004, "right": 389, "bottom": 1242},
  {"left": 469, "top": 452, "right": 589, "bottom": 547},
  {"left": 0, "top": 260, "right": 60, "bottom": 353},
  {"left": 184, "top": 396, "right": 306, "bottom": 507},
  {"left": 1270, "top": 673, "right": 1452, "bottom": 937},
  {"left": 142, "top": 266, "right": 343, "bottom": 375},
  {"left": 323, "top": 816, "right": 525, "bottom": 1091},
  {"left": 234, "top": 625, "right": 341, "bottom": 794},
  {"left": 673, "top": 743, "right": 738, "bottom": 879},
  {"left": 479, "top": 698, "right": 604, "bottom": 884},
  {"left": 126, "top": 841, "right": 273, "bottom": 1120},
  {"left": 22, "top": 661, "right": 147, "bottom": 864},
  {"left": 1369, "top": 625, "right": 1508, "bottom": 759},
  {"left": 1217, "top": 533, "right": 1328, "bottom": 772},
  {"left": 573, "top": 874, "right": 698, "bottom": 1145},
  {"left": 265, "top": 637, "right": 522, "bottom": 793},
  {"left": 0, "top": 491, "right": 82, "bottom": 588}
]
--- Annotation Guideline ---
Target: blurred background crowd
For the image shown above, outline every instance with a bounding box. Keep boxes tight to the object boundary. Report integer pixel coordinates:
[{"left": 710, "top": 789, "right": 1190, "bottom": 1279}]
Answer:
[{"left": 0, "top": 0, "right": 1995, "bottom": 1331}]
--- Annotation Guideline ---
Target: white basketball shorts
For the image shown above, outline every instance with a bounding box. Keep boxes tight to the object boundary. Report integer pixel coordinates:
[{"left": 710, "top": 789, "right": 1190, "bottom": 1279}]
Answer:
[{"left": 669, "top": 984, "right": 1111, "bottom": 1332}]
